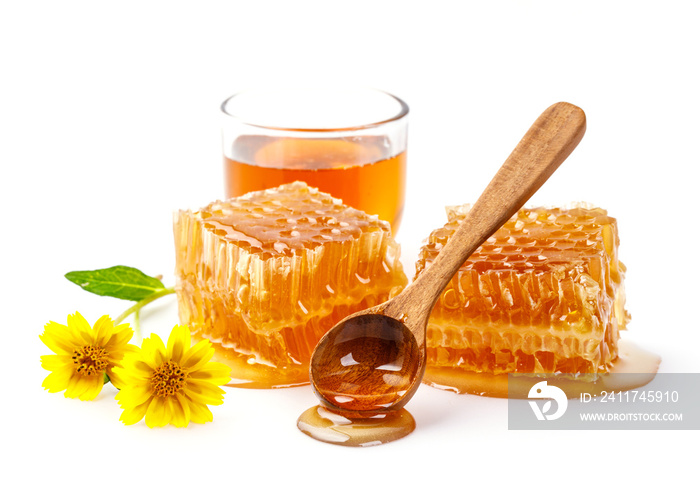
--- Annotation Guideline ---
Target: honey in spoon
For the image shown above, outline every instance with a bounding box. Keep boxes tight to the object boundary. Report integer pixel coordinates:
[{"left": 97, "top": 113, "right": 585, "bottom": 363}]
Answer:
[
  {"left": 298, "top": 315, "right": 420, "bottom": 447},
  {"left": 298, "top": 102, "right": 587, "bottom": 446},
  {"left": 309, "top": 314, "right": 422, "bottom": 415}
]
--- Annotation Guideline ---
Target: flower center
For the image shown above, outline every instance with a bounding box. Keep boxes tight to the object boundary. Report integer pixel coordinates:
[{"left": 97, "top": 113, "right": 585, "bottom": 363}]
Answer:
[
  {"left": 72, "top": 345, "right": 109, "bottom": 376},
  {"left": 151, "top": 360, "right": 189, "bottom": 397}
]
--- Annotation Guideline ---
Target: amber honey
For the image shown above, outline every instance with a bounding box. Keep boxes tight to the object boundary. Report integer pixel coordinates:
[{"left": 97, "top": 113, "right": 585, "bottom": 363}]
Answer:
[
  {"left": 310, "top": 314, "right": 421, "bottom": 416},
  {"left": 173, "top": 182, "right": 407, "bottom": 388},
  {"left": 224, "top": 136, "right": 406, "bottom": 234},
  {"left": 423, "top": 340, "right": 660, "bottom": 397},
  {"left": 297, "top": 405, "right": 415, "bottom": 447},
  {"left": 417, "top": 204, "right": 631, "bottom": 378}
]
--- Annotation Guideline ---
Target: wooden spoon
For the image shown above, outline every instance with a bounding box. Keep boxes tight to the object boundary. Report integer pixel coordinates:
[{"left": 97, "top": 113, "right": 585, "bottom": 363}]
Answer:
[{"left": 309, "top": 102, "right": 587, "bottom": 417}]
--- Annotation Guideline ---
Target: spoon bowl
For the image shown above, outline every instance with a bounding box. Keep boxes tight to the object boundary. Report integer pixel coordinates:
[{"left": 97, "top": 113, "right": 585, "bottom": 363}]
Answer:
[
  {"left": 309, "top": 102, "right": 587, "bottom": 416},
  {"left": 310, "top": 311, "right": 423, "bottom": 417}
]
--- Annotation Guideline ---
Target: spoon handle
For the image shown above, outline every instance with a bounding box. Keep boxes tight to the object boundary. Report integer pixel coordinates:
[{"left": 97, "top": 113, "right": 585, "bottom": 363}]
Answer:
[{"left": 391, "top": 102, "right": 586, "bottom": 326}]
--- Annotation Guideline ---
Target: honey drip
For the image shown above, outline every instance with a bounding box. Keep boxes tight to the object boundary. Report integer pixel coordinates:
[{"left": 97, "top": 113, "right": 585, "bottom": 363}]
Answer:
[
  {"left": 173, "top": 182, "right": 407, "bottom": 388},
  {"left": 417, "top": 205, "right": 630, "bottom": 378},
  {"left": 224, "top": 136, "right": 407, "bottom": 234}
]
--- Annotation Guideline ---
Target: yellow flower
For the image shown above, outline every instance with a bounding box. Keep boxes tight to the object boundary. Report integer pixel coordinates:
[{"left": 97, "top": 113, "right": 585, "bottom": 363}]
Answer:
[
  {"left": 40, "top": 312, "right": 138, "bottom": 400},
  {"left": 113, "top": 325, "right": 231, "bottom": 428}
]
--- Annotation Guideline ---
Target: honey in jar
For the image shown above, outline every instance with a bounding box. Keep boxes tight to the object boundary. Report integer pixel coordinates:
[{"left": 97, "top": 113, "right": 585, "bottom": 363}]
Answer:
[
  {"left": 220, "top": 86, "right": 409, "bottom": 236},
  {"left": 224, "top": 135, "right": 406, "bottom": 234}
]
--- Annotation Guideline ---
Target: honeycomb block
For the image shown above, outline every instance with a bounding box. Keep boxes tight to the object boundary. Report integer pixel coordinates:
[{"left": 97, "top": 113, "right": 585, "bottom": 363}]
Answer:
[
  {"left": 416, "top": 204, "right": 629, "bottom": 376},
  {"left": 173, "top": 181, "right": 407, "bottom": 386}
]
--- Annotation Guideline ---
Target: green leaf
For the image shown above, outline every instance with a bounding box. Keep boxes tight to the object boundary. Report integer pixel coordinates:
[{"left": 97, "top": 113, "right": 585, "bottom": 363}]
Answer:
[{"left": 65, "top": 265, "right": 166, "bottom": 301}]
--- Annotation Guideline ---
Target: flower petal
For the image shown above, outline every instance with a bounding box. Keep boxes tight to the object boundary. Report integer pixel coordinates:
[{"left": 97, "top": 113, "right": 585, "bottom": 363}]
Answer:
[
  {"left": 141, "top": 334, "right": 167, "bottom": 368},
  {"left": 65, "top": 373, "right": 98, "bottom": 400},
  {"left": 117, "top": 383, "right": 153, "bottom": 407},
  {"left": 189, "top": 362, "right": 232, "bottom": 385},
  {"left": 42, "top": 369, "right": 74, "bottom": 393},
  {"left": 78, "top": 375, "right": 104, "bottom": 401},
  {"left": 166, "top": 325, "right": 190, "bottom": 363},
  {"left": 180, "top": 339, "right": 215, "bottom": 371},
  {"left": 121, "top": 356, "right": 153, "bottom": 376},
  {"left": 104, "top": 323, "right": 135, "bottom": 350},
  {"left": 40, "top": 321, "right": 78, "bottom": 354},
  {"left": 145, "top": 396, "right": 169, "bottom": 428},
  {"left": 40, "top": 354, "right": 74, "bottom": 372},
  {"left": 67, "top": 312, "right": 95, "bottom": 345},
  {"left": 187, "top": 401, "right": 213, "bottom": 424},
  {"left": 108, "top": 366, "right": 131, "bottom": 390},
  {"left": 171, "top": 393, "right": 191, "bottom": 428},
  {"left": 182, "top": 400, "right": 214, "bottom": 424},
  {"left": 119, "top": 397, "right": 153, "bottom": 425},
  {"left": 184, "top": 379, "right": 226, "bottom": 406},
  {"left": 105, "top": 344, "right": 141, "bottom": 369},
  {"left": 92, "top": 315, "right": 115, "bottom": 345}
]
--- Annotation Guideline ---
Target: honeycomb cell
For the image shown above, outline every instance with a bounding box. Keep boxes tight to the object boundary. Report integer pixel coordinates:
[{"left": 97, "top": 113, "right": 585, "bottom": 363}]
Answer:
[
  {"left": 416, "top": 204, "right": 629, "bottom": 377},
  {"left": 173, "top": 181, "right": 407, "bottom": 387}
]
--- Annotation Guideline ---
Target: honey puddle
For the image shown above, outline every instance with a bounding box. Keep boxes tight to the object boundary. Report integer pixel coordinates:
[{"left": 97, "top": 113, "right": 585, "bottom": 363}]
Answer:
[
  {"left": 423, "top": 340, "right": 661, "bottom": 398},
  {"left": 297, "top": 340, "right": 660, "bottom": 447},
  {"left": 297, "top": 406, "right": 415, "bottom": 447}
]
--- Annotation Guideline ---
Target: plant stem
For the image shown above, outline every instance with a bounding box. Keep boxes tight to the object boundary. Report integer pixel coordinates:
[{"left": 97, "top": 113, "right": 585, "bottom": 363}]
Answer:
[
  {"left": 134, "top": 308, "right": 141, "bottom": 343},
  {"left": 114, "top": 287, "right": 176, "bottom": 338}
]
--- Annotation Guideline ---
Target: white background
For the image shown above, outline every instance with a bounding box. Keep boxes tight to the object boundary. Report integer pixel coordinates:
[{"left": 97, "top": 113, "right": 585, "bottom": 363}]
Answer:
[{"left": 2, "top": 1, "right": 698, "bottom": 486}]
